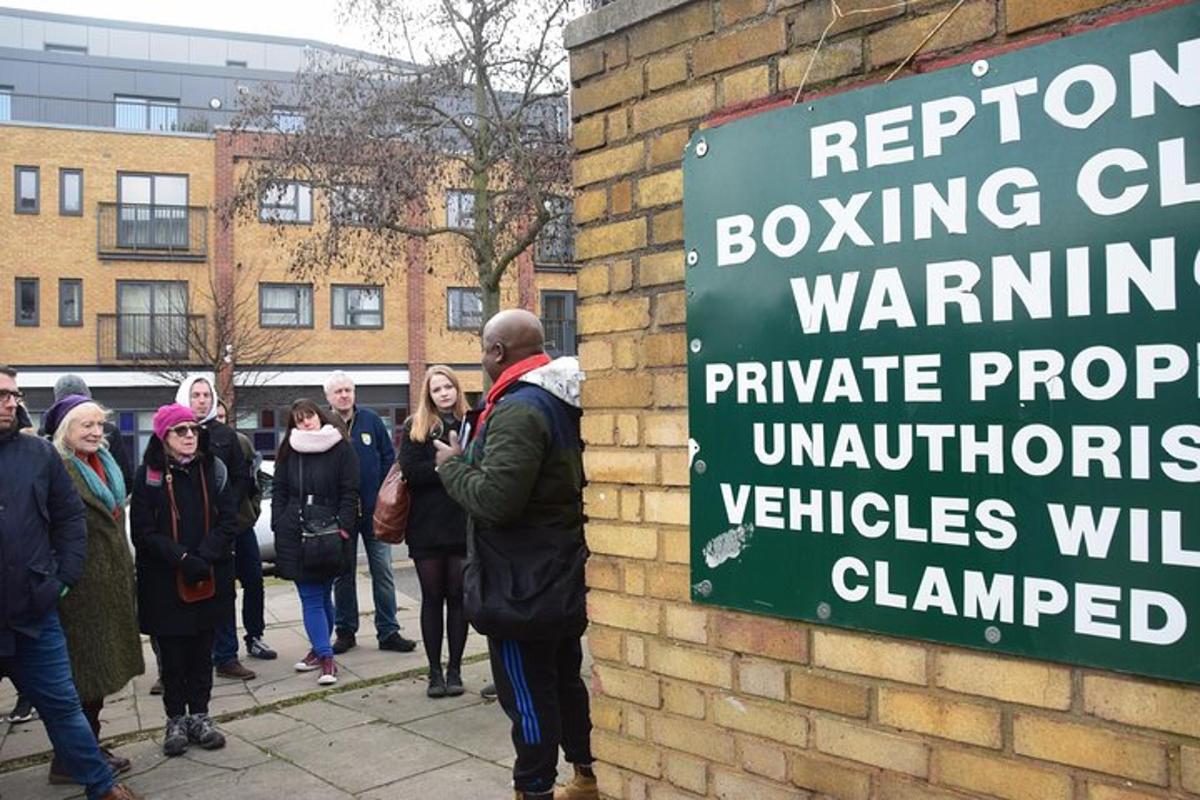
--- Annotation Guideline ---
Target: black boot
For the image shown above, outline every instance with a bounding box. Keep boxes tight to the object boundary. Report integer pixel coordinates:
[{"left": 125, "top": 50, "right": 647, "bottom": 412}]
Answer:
[
  {"left": 445, "top": 664, "right": 464, "bottom": 697},
  {"left": 427, "top": 665, "right": 447, "bottom": 698}
]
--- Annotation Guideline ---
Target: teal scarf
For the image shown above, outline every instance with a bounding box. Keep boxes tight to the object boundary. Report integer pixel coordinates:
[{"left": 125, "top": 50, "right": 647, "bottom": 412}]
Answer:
[{"left": 69, "top": 448, "right": 126, "bottom": 513}]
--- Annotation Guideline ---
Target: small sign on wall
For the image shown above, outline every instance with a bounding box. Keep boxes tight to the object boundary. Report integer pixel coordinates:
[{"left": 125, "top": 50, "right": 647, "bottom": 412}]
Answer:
[{"left": 684, "top": 3, "right": 1200, "bottom": 683}]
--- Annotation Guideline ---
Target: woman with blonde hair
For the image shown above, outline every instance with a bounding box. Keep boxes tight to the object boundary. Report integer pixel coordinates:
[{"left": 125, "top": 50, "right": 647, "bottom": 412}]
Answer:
[
  {"left": 399, "top": 365, "right": 470, "bottom": 697},
  {"left": 42, "top": 395, "right": 144, "bottom": 780}
]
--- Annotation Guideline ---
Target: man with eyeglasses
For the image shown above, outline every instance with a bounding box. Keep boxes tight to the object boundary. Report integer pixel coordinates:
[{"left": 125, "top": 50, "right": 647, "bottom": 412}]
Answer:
[{"left": 0, "top": 366, "right": 142, "bottom": 800}]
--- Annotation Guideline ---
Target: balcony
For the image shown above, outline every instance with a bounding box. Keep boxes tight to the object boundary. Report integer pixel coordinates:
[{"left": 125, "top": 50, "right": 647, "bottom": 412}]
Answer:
[
  {"left": 96, "top": 313, "right": 207, "bottom": 365},
  {"left": 97, "top": 203, "right": 208, "bottom": 261}
]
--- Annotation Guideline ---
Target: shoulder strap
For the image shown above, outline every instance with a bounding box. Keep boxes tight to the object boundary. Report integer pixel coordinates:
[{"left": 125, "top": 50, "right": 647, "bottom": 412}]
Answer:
[{"left": 298, "top": 455, "right": 306, "bottom": 523}]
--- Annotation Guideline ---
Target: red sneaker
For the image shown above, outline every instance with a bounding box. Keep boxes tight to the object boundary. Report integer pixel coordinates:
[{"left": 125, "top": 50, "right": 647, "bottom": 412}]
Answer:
[
  {"left": 294, "top": 650, "right": 319, "bottom": 672},
  {"left": 318, "top": 656, "right": 338, "bottom": 685}
]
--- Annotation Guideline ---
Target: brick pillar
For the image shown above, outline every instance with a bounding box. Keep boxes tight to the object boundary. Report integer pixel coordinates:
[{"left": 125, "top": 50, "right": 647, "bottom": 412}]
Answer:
[
  {"left": 517, "top": 249, "right": 536, "bottom": 311},
  {"left": 213, "top": 130, "right": 237, "bottom": 407},
  {"left": 405, "top": 236, "right": 428, "bottom": 398}
]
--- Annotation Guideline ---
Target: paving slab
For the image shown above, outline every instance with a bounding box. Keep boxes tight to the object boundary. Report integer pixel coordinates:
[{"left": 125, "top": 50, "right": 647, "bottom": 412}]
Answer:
[
  {"left": 358, "top": 757, "right": 514, "bottom": 799},
  {"left": 279, "top": 700, "right": 374, "bottom": 733},
  {"left": 403, "top": 702, "right": 515, "bottom": 763}
]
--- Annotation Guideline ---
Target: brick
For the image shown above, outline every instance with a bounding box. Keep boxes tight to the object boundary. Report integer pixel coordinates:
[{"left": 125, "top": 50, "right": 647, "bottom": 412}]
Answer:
[
  {"left": 711, "top": 767, "right": 800, "bottom": 800},
  {"left": 625, "top": 707, "right": 647, "bottom": 739},
  {"left": 578, "top": 339, "right": 613, "bottom": 372},
  {"left": 867, "top": 1, "right": 996, "bottom": 69},
  {"left": 659, "top": 450, "right": 690, "bottom": 487},
  {"left": 814, "top": 718, "right": 929, "bottom": 777},
  {"left": 581, "top": 412, "right": 616, "bottom": 446},
  {"left": 650, "top": 714, "right": 736, "bottom": 763},
  {"left": 648, "top": 52, "right": 688, "bottom": 91},
  {"left": 645, "top": 563, "right": 691, "bottom": 601},
  {"left": 648, "top": 640, "right": 734, "bottom": 688},
  {"left": 571, "top": 45, "right": 605, "bottom": 82},
  {"left": 721, "top": 0, "right": 768, "bottom": 26},
  {"left": 663, "top": 751, "right": 707, "bottom": 793},
  {"left": 625, "top": 634, "right": 646, "bottom": 668},
  {"left": 878, "top": 689, "right": 1001, "bottom": 748},
  {"left": 585, "top": 485, "right": 619, "bottom": 519},
  {"left": 877, "top": 778, "right": 975, "bottom": 800},
  {"left": 1013, "top": 714, "right": 1168, "bottom": 785},
  {"left": 790, "top": 752, "right": 871, "bottom": 800},
  {"left": 633, "top": 83, "right": 716, "bottom": 134},
  {"left": 792, "top": 0, "right": 903, "bottom": 44},
  {"left": 639, "top": 250, "right": 685, "bottom": 287},
  {"left": 713, "top": 613, "right": 807, "bottom": 663},
  {"left": 643, "top": 490, "right": 688, "bottom": 525},
  {"left": 582, "top": 372, "right": 653, "bottom": 408},
  {"left": 595, "top": 663, "right": 662, "bottom": 708},
  {"left": 584, "top": 449, "right": 658, "bottom": 484},
  {"left": 642, "top": 331, "right": 686, "bottom": 367},
  {"left": 661, "top": 527, "right": 690, "bottom": 564},
  {"left": 1086, "top": 784, "right": 1165, "bottom": 800},
  {"left": 1083, "top": 674, "right": 1200, "bottom": 738},
  {"left": 605, "top": 36, "right": 628, "bottom": 68},
  {"left": 577, "top": 261, "right": 610, "bottom": 297},
  {"left": 1184, "top": 746, "right": 1200, "bottom": 794},
  {"left": 649, "top": 127, "right": 691, "bottom": 167},
  {"left": 721, "top": 65, "right": 771, "bottom": 108},
  {"left": 655, "top": 290, "right": 687, "bottom": 326},
  {"left": 610, "top": 258, "right": 633, "bottom": 291},
  {"left": 577, "top": 217, "right": 646, "bottom": 260},
  {"left": 614, "top": 336, "right": 640, "bottom": 369},
  {"left": 594, "top": 764, "right": 623, "bottom": 799},
  {"left": 588, "top": 591, "right": 660, "bottom": 634},
  {"left": 587, "top": 522, "right": 657, "bottom": 559},
  {"left": 662, "top": 680, "right": 707, "bottom": 719},
  {"left": 738, "top": 736, "right": 788, "bottom": 781},
  {"left": 637, "top": 169, "right": 683, "bottom": 208},
  {"left": 738, "top": 658, "right": 786, "bottom": 701},
  {"left": 586, "top": 625, "right": 623, "bottom": 661},
  {"left": 573, "top": 67, "right": 643, "bottom": 117},
  {"left": 575, "top": 187, "right": 608, "bottom": 226},
  {"left": 648, "top": 784, "right": 702, "bottom": 800},
  {"left": 937, "top": 748, "right": 1072, "bottom": 800},
  {"left": 664, "top": 604, "right": 708, "bottom": 643},
  {"left": 629, "top": 3, "right": 714, "bottom": 58},
  {"left": 622, "top": 559, "right": 645, "bottom": 592},
  {"left": 934, "top": 651, "right": 1071, "bottom": 709},
  {"left": 779, "top": 39, "right": 863, "bottom": 90},
  {"left": 1008, "top": 0, "right": 1114, "bottom": 32},
  {"left": 574, "top": 141, "right": 644, "bottom": 186},
  {"left": 693, "top": 18, "right": 786, "bottom": 77},
  {"left": 789, "top": 668, "right": 870, "bottom": 717},
  {"left": 608, "top": 108, "right": 629, "bottom": 141},
  {"left": 812, "top": 629, "right": 925, "bottom": 684},
  {"left": 643, "top": 413, "right": 688, "bottom": 446},
  {"left": 652, "top": 207, "right": 683, "bottom": 243},
  {"left": 611, "top": 181, "right": 634, "bottom": 217},
  {"left": 587, "top": 557, "right": 622, "bottom": 591},
  {"left": 593, "top": 730, "right": 660, "bottom": 778},
  {"left": 574, "top": 114, "right": 606, "bottom": 152},
  {"left": 578, "top": 296, "right": 651, "bottom": 334},
  {"left": 590, "top": 694, "right": 623, "bottom": 731},
  {"left": 617, "top": 413, "right": 639, "bottom": 446}
]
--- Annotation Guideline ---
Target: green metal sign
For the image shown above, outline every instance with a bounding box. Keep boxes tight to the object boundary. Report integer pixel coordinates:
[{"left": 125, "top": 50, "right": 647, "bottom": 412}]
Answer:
[{"left": 685, "top": 4, "right": 1200, "bottom": 683}]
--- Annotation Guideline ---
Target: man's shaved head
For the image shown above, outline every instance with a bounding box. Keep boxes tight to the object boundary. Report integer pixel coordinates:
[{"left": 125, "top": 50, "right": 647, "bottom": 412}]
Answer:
[{"left": 481, "top": 309, "right": 545, "bottom": 381}]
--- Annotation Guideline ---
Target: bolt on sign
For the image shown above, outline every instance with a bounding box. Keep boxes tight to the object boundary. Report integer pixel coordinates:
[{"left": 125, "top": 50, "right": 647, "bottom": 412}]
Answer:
[{"left": 684, "top": 3, "right": 1200, "bottom": 683}]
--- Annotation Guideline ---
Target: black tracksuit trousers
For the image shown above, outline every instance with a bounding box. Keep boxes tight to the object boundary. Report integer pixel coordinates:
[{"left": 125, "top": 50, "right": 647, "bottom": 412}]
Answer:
[{"left": 488, "top": 634, "right": 594, "bottom": 793}]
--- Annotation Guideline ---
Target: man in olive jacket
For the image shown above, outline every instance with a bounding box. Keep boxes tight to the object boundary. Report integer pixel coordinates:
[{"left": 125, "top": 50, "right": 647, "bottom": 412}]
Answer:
[{"left": 434, "top": 310, "right": 595, "bottom": 800}]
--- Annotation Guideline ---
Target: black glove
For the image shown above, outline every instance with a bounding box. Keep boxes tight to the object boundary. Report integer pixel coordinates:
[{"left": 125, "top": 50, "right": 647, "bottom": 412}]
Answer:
[{"left": 179, "top": 553, "right": 211, "bottom": 584}]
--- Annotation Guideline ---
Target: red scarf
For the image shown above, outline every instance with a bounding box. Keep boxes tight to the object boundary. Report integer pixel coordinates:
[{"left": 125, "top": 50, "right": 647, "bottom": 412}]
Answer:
[{"left": 477, "top": 353, "right": 551, "bottom": 430}]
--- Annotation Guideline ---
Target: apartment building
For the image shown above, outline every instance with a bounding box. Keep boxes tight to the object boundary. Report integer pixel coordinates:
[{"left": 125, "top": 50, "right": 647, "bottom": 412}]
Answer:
[{"left": 0, "top": 7, "right": 577, "bottom": 457}]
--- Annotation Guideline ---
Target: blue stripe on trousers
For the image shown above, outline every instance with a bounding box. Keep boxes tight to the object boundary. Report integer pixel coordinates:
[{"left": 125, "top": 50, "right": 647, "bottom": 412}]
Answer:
[{"left": 503, "top": 640, "right": 541, "bottom": 745}]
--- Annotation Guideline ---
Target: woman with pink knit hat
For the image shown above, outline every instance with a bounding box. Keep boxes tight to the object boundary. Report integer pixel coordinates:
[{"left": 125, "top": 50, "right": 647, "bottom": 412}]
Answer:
[{"left": 129, "top": 403, "right": 236, "bottom": 757}]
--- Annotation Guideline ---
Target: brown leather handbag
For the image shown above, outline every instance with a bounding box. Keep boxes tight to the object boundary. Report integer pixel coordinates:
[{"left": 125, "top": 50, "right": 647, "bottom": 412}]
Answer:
[
  {"left": 372, "top": 462, "right": 410, "bottom": 544},
  {"left": 167, "top": 468, "right": 216, "bottom": 603}
]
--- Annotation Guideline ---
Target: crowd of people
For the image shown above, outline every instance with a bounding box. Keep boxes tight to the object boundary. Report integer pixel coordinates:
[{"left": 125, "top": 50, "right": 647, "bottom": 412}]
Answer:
[{"left": 0, "top": 308, "right": 596, "bottom": 800}]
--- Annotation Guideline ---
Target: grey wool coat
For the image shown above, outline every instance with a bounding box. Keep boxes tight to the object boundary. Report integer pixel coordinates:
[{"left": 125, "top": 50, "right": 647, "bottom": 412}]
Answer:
[{"left": 58, "top": 459, "right": 145, "bottom": 703}]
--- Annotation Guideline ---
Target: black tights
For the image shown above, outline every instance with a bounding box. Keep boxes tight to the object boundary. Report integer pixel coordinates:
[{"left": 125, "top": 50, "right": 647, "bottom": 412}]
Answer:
[{"left": 415, "top": 555, "right": 467, "bottom": 672}]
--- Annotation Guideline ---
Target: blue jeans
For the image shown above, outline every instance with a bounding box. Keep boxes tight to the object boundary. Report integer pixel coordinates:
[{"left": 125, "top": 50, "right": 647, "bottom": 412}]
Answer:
[
  {"left": 0, "top": 612, "right": 115, "bottom": 799},
  {"left": 213, "top": 527, "right": 267, "bottom": 666},
  {"left": 333, "top": 516, "right": 398, "bottom": 641},
  {"left": 296, "top": 580, "right": 336, "bottom": 658}
]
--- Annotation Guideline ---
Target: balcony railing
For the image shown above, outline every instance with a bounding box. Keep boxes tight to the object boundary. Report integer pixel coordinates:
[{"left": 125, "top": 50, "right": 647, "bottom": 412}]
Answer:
[
  {"left": 96, "top": 313, "right": 207, "bottom": 365},
  {"left": 97, "top": 203, "right": 208, "bottom": 261},
  {"left": 543, "top": 318, "right": 577, "bottom": 358},
  {"left": 0, "top": 92, "right": 235, "bottom": 131}
]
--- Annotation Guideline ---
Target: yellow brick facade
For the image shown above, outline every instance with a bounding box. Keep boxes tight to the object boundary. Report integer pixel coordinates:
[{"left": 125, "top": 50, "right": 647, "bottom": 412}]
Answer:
[{"left": 566, "top": 1, "right": 1200, "bottom": 798}]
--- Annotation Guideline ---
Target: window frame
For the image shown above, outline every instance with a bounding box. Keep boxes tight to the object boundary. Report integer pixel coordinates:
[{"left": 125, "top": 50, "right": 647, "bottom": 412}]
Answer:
[
  {"left": 271, "top": 106, "right": 306, "bottom": 133},
  {"left": 14, "top": 165, "right": 39, "bottom": 214},
  {"left": 0, "top": 86, "right": 12, "bottom": 122},
  {"left": 44, "top": 43, "right": 88, "bottom": 55},
  {"left": 259, "top": 181, "right": 313, "bottom": 224},
  {"left": 258, "top": 282, "right": 314, "bottom": 329},
  {"left": 114, "top": 94, "right": 180, "bottom": 132},
  {"left": 330, "top": 184, "right": 371, "bottom": 227},
  {"left": 535, "top": 195, "right": 575, "bottom": 267},
  {"left": 115, "top": 280, "right": 190, "bottom": 359},
  {"left": 446, "top": 189, "right": 475, "bottom": 230},
  {"left": 15, "top": 277, "right": 39, "bottom": 326},
  {"left": 59, "top": 168, "right": 83, "bottom": 216},
  {"left": 447, "top": 286, "right": 483, "bottom": 331},
  {"left": 331, "top": 284, "right": 384, "bottom": 330},
  {"left": 58, "top": 278, "right": 83, "bottom": 327}
]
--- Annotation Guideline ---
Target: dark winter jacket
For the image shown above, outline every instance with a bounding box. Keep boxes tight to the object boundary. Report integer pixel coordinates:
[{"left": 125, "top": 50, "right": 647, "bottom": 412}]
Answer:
[
  {"left": 102, "top": 421, "right": 134, "bottom": 491},
  {"left": 0, "top": 427, "right": 86, "bottom": 656},
  {"left": 60, "top": 458, "right": 145, "bottom": 701},
  {"left": 438, "top": 358, "right": 588, "bottom": 640},
  {"left": 399, "top": 414, "right": 468, "bottom": 555},
  {"left": 342, "top": 406, "right": 394, "bottom": 518},
  {"left": 271, "top": 432, "right": 360, "bottom": 583},
  {"left": 203, "top": 421, "right": 252, "bottom": 506},
  {"left": 130, "top": 437, "right": 238, "bottom": 636}
]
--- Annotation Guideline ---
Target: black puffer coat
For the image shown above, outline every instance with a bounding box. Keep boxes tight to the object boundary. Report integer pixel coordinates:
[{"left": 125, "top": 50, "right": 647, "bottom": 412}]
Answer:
[
  {"left": 399, "top": 416, "right": 467, "bottom": 558},
  {"left": 271, "top": 435, "right": 360, "bottom": 583},
  {"left": 130, "top": 437, "right": 237, "bottom": 636}
]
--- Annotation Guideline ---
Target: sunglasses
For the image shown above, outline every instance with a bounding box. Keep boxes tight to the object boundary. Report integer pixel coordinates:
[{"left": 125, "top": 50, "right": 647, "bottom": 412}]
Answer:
[
  {"left": 0, "top": 389, "right": 24, "bottom": 404},
  {"left": 169, "top": 424, "right": 201, "bottom": 437}
]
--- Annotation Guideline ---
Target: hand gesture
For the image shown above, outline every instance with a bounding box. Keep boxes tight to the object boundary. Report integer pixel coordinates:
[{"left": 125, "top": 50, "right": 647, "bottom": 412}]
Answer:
[{"left": 433, "top": 430, "right": 463, "bottom": 469}]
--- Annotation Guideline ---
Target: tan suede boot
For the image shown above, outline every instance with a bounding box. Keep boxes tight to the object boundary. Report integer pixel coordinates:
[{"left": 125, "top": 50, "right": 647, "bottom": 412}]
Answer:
[{"left": 554, "top": 765, "right": 599, "bottom": 800}]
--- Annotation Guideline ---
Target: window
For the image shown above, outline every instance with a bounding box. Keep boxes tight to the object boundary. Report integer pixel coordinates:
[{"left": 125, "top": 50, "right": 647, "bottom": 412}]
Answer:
[
  {"left": 15, "top": 278, "right": 38, "bottom": 326},
  {"left": 447, "top": 287, "right": 483, "bottom": 330},
  {"left": 331, "top": 285, "right": 383, "bottom": 329},
  {"left": 114, "top": 95, "right": 179, "bottom": 131},
  {"left": 260, "top": 181, "right": 312, "bottom": 223},
  {"left": 330, "top": 185, "right": 370, "bottom": 226},
  {"left": 271, "top": 106, "right": 305, "bottom": 133},
  {"left": 45, "top": 43, "right": 88, "bottom": 55},
  {"left": 541, "top": 291, "right": 577, "bottom": 357},
  {"left": 536, "top": 195, "right": 575, "bottom": 266},
  {"left": 259, "top": 283, "right": 314, "bottom": 327},
  {"left": 14, "top": 166, "right": 38, "bottom": 214},
  {"left": 446, "top": 190, "right": 475, "bottom": 230},
  {"left": 226, "top": 59, "right": 248, "bottom": 68},
  {"left": 116, "top": 281, "right": 188, "bottom": 358},
  {"left": 0, "top": 86, "right": 11, "bottom": 121},
  {"left": 59, "top": 168, "right": 82, "bottom": 216},
  {"left": 117, "top": 173, "right": 189, "bottom": 247},
  {"left": 59, "top": 279, "right": 82, "bottom": 327}
]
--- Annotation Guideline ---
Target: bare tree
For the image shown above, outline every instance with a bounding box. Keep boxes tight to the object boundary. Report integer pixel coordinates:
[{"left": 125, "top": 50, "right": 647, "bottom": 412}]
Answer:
[{"left": 225, "top": 0, "right": 578, "bottom": 326}]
